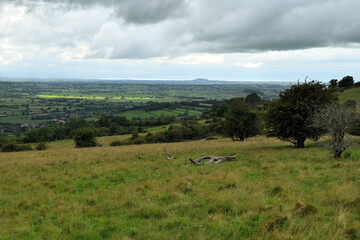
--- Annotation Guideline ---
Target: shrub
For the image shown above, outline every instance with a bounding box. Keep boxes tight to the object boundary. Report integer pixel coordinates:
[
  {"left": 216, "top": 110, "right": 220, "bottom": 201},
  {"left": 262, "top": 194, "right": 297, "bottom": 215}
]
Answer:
[
  {"left": 1, "top": 141, "right": 18, "bottom": 152},
  {"left": 110, "top": 140, "right": 123, "bottom": 146},
  {"left": 1, "top": 142, "right": 33, "bottom": 152},
  {"left": 344, "top": 100, "right": 357, "bottom": 109},
  {"left": 73, "top": 128, "right": 98, "bottom": 148},
  {"left": 131, "top": 137, "right": 146, "bottom": 145},
  {"left": 311, "top": 104, "right": 359, "bottom": 158},
  {"left": 349, "top": 115, "right": 360, "bottom": 136},
  {"left": 35, "top": 142, "right": 47, "bottom": 151},
  {"left": 16, "top": 144, "right": 33, "bottom": 152}
]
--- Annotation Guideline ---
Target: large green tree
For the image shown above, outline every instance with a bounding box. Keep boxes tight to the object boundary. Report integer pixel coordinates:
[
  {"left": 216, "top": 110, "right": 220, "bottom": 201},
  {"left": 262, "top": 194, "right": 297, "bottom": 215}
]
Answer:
[
  {"left": 225, "top": 98, "right": 260, "bottom": 141},
  {"left": 73, "top": 128, "right": 98, "bottom": 148},
  {"left": 264, "top": 81, "right": 337, "bottom": 147},
  {"left": 338, "top": 76, "right": 354, "bottom": 88}
]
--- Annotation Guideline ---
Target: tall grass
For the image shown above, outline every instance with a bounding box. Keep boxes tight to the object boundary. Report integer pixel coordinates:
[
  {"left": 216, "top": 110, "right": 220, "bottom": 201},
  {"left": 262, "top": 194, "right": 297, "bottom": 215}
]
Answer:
[{"left": 0, "top": 136, "right": 359, "bottom": 239}]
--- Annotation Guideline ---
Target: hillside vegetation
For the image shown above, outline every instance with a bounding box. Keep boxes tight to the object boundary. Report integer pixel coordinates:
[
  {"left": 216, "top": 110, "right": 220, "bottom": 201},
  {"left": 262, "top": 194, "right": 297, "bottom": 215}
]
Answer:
[
  {"left": 338, "top": 87, "right": 360, "bottom": 105},
  {"left": 1, "top": 136, "right": 359, "bottom": 239}
]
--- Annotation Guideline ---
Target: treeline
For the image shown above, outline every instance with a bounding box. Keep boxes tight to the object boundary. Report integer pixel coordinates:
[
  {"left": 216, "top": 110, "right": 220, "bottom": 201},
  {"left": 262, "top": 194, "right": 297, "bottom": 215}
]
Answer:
[
  {"left": 329, "top": 75, "right": 360, "bottom": 89},
  {"left": 22, "top": 115, "right": 180, "bottom": 143},
  {"left": 129, "top": 100, "right": 214, "bottom": 112},
  {"left": 110, "top": 94, "right": 265, "bottom": 146},
  {"left": 1, "top": 78, "right": 360, "bottom": 159},
  {"left": 0, "top": 115, "right": 180, "bottom": 152},
  {"left": 110, "top": 117, "right": 226, "bottom": 146}
]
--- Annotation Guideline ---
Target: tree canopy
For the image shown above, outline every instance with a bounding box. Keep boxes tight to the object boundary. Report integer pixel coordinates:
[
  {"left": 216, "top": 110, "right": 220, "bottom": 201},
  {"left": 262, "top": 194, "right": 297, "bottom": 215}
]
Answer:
[
  {"left": 224, "top": 98, "right": 260, "bottom": 141},
  {"left": 264, "top": 80, "right": 337, "bottom": 147}
]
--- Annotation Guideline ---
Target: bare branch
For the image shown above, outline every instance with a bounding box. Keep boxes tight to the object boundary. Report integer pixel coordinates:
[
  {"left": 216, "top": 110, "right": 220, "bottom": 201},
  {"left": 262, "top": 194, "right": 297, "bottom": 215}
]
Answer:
[
  {"left": 163, "top": 146, "right": 175, "bottom": 160},
  {"left": 310, "top": 103, "right": 359, "bottom": 158},
  {"left": 189, "top": 155, "right": 236, "bottom": 165}
]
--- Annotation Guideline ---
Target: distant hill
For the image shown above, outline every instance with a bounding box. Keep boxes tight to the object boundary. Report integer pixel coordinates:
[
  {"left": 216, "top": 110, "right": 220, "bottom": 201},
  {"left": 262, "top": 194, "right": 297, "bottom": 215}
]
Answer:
[
  {"left": 191, "top": 78, "right": 211, "bottom": 83},
  {"left": 0, "top": 77, "right": 294, "bottom": 85}
]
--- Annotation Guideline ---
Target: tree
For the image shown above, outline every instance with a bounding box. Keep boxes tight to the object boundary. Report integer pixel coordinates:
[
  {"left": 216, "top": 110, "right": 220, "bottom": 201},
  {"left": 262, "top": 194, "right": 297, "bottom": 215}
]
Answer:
[
  {"left": 311, "top": 104, "right": 359, "bottom": 158},
  {"left": 224, "top": 98, "right": 260, "bottom": 141},
  {"left": 329, "top": 79, "right": 338, "bottom": 88},
  {"left": 245, "top": 93, "right": 262, "bottom": 105},
  {"left": 338, "top": 76, "right": 354, "bottom": 88},
  {"left": 73, "top": 128, "right": 98, "bottom": 148},
  {"left": 264, "top": 80, "right": 337, "bottom": 147}
]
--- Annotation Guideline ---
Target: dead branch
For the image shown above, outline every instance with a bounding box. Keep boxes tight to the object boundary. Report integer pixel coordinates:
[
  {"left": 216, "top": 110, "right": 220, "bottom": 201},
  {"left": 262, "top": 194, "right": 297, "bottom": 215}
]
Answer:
[
  {"left": 163, "top": 146, "right": 175, "bottom": 160},
  {"left": 189, "top": 155, "right": 236, "bottom": 165}
]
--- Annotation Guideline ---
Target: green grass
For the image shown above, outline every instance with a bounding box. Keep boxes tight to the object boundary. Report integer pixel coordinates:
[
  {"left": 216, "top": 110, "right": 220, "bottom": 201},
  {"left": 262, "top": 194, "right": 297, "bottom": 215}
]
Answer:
[
  {"left": 0, "top": 136, "right": 359, "bottom": 239},
  {"left": 116, "top": 108, "right": 205, "bottom": 120},
  {"left": 116, "top": 110, "right": 154, "bottom": 119},
  {"left": 338, "top": 87, "right": 360, "bottom": 104}
]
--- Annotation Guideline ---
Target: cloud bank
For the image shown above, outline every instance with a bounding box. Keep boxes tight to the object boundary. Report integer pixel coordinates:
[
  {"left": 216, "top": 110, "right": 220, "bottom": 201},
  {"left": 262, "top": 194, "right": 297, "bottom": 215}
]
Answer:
[{"left": 1, "top": 0, "right": 359, "bottom": 61}]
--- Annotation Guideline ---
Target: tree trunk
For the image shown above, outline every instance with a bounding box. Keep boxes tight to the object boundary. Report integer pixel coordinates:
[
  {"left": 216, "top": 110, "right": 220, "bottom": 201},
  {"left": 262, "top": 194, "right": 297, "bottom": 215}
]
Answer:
[{"left": 295, "top": 139, "right": 305, "bottom": 148}]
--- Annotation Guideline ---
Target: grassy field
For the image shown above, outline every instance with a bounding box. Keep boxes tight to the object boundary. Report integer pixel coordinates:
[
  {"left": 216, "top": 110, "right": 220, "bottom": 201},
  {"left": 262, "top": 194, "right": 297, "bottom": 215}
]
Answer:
[
  {"left": 0, "top": 136, "right": 359, "bottom": 239},
  {"left": 338, "top": 87, "right": 360, "bottom": 105}
]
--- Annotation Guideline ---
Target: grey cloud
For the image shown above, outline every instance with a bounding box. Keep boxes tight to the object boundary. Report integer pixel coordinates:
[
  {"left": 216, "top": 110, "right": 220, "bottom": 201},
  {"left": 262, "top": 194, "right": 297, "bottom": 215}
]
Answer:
[
  {"left": 9, "top": 0, "right": 187, "bottom": 23},
  {"left": 114, "top": 0, "right": 187, "bottom": 24},
  {"left": 187, "top": 0, "right": 360, "bottom": 53},
  {"left": 2, "top": 0, "right": 360, "bottom": 59}
]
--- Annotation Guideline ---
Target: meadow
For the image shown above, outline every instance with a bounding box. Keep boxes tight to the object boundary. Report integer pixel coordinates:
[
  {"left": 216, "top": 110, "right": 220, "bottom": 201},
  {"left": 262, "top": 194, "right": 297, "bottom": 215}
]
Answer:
[
  {"left": 0, "top": 136, "right": 359, "bottom": 239},
  {"left": 338, "top": 88, "right": 360, "bottom": 109}
]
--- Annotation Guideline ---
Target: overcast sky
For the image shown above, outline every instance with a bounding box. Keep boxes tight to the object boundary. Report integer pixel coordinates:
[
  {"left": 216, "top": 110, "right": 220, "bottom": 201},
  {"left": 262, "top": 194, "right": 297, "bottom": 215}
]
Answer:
[{"left": 0, "top": 0, "right": 359, "bottom": 81}]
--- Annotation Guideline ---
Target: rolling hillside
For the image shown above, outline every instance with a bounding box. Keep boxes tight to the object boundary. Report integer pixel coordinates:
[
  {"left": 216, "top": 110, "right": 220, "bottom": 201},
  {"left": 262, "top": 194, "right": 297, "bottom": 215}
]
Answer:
[
  {"left": 0, "top": 136, "right": 359, "bottom": 239},
  {"left": 338, "top": 87, "right": 360, "bottom": 104}
]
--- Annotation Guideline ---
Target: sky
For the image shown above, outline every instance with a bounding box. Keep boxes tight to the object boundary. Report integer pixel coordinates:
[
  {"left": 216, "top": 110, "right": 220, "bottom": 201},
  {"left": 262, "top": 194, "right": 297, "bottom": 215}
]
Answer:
[{"left": 0, "top": 0, "right": 360, "bottom": 82}]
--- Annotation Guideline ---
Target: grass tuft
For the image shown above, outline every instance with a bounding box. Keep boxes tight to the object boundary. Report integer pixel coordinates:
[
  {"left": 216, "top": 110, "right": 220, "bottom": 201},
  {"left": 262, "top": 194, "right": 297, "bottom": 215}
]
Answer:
[
  {"left": 292, "top": 202, "right": 317, "bottom": 217},
  {"left": 264, "top": 215, "right": 288, "bottom": 232}
]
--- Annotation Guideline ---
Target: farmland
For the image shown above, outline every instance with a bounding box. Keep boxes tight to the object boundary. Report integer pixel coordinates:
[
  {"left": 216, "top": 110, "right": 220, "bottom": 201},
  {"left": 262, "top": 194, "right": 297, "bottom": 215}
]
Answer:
[{"left": 0, "top": 80, "right": 288, "bottom": 134}]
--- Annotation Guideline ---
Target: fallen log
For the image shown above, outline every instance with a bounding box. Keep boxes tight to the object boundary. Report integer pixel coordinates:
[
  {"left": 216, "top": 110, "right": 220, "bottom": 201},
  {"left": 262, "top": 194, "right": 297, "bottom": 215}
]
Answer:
[
  {"left": 189, "top": 155, "right": 236, "bottom": 165},
  {"left": 163, "top": 146, "right": 175, "bottom": 160}
]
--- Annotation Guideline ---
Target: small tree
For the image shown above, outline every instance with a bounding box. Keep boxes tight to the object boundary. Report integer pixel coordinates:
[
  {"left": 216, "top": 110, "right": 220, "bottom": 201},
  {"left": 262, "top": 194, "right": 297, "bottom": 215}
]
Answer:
[
  {"left": 338, "top": 76, "right": 354, "bottom": 88},
  {"left": 264, "top": 80, "right": 337, "bottom": 147},
  {"left": 225, "top": 98, "right": 260, "bottom": 141},
  {"left": 311, "top": 104, "right": 358, "bottom": 158},
  {"left": 245, "top": 93, "right": 262, "bottom": 105},
  {"left": 329, "top": 79, "right": 338, "bottom": 88},
  {"left": 73, "top": 128, "right": 97, "bottom": 148}
]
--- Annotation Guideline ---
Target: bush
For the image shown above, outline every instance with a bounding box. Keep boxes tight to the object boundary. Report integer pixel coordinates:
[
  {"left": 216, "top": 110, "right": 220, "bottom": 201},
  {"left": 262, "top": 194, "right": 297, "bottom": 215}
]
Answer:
[
  {"left": 344, "top": 100, "right": 357, "bottom": 109},
  {"left": 1, "top": 141, "right": 18, "bottom": 152},
  {"left": 110, "top": 140, "right": 123, "bottom": 146},
  {"left": 35, "top": 142, "right": 47, "bottom": 151},
  {"left": 348, "top": 117, "right": 360, "bottom": 136},
  {"left": 16, "top": 144, "right": 33, "bottom": 152},
  {"left": 1, "top": 142, "right": 33, "bottom": 152},
  {"left": 73, "top": 128, "right": 98, "bottom": 148},
  {"left": 145, "top": 133, "right": 157, "bottom": 143}
]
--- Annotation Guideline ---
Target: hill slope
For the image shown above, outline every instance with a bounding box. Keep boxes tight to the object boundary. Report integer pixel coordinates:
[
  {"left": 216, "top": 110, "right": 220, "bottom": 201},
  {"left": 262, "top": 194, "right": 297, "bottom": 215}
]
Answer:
[
  {"left": 0, "top": 137, "right": 359, "bottom": 239},
  {"left": 338, "top": 87, "right": 360, "bottom": 104}
]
